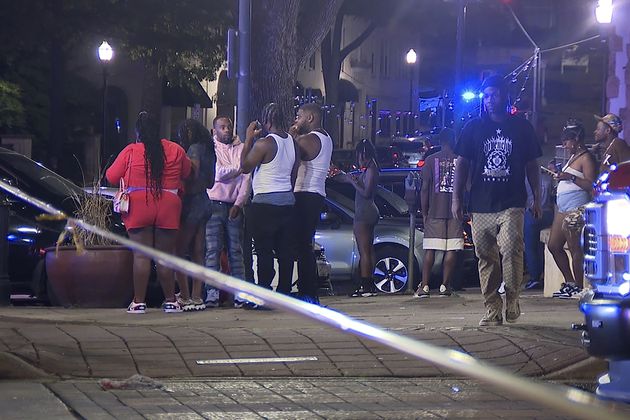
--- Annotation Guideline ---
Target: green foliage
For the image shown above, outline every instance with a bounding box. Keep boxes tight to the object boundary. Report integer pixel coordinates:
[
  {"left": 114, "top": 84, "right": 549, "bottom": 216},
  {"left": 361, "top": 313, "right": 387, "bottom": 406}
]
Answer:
[
  {"left": 0, "top": 80, "right": 26, "bottom": 131},
  {"left": 106, "top": 0, "right": 231, "bottom": 85}
]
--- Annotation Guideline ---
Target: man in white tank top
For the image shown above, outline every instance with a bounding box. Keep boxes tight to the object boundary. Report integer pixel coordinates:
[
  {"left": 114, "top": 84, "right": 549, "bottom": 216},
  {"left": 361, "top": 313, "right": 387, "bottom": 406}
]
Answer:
[
  {"left": 290, "top": 103, "right": 333, "bottom": 304},
  {"left": 240, "top": 103, "right": 300, "bottom": 300}
]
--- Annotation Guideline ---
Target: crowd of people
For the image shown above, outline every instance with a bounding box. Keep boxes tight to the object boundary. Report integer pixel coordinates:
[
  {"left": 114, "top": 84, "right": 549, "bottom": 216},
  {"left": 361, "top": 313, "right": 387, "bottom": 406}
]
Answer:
[
  {"left": 105, "top": 73, "right": 630, "bottom": 321},
  {"left": 420, "top": 74, "right": 630, "bottom": 326},
  {"left": 106, "top": 102, "right": 338, "bottom": 313}
]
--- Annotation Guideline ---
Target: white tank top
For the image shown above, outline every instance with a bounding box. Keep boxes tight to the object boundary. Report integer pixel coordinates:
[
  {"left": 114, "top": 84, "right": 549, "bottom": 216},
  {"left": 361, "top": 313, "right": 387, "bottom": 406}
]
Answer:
[
  {"left": 557, "top": 164, "right": 585, "bottom": 195},
  {"left": 294, "top": 130, "right": 333, "bottom": 197},
  {"left": 252, "top": 133, "right": 295, "bottom": 195}
]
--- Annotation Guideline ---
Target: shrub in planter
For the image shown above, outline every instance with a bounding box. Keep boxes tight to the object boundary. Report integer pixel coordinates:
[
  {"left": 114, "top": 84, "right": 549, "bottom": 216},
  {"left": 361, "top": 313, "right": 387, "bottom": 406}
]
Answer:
[{"left": 44, "top": 189, "right": 133, "bottom": 307}]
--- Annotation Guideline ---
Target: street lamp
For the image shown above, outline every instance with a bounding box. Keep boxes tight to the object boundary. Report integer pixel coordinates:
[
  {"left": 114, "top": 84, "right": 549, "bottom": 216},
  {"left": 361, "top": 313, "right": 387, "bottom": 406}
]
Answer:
[
  {"left": 596, "top": 1, "right": 613, "bottom": 114},
  {"left": 98, "top": 41, "right": 113, "bottom": 167},
  {"left": 406, "top": 49, "right": 417, "bottom": 114}
]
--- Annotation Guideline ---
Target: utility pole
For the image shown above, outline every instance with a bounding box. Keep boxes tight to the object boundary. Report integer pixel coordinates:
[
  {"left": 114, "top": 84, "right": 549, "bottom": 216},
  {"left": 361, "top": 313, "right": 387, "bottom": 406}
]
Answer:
[
  {"left": 454, "top": 0, "right": 467, "bottom": 87},
  {"left": 236, "top": 0, "right": 251, "bottom": 140}
]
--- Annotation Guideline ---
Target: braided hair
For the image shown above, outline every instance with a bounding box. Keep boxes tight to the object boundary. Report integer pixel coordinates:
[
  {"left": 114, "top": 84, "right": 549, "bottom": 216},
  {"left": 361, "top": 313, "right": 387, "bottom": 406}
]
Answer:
[
  {"left": 135, "top": 111, "right": 165, "bottom": 199},
  {"left": 260, "top": 102, "right": 288, "bottom": 131},
  {"left": 561, "top": 118, "right": 585, "bottom": 144}
]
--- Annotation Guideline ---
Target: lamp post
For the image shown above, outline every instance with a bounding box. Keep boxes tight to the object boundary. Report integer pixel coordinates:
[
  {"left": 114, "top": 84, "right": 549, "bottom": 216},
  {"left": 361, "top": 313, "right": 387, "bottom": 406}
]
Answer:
[
  {"left": 98, "top": 41, "right": 113, "bottom": 167},
  {"left": 406, "top": 49, "right": 417, "bottom": 114},
  {"left": 596, "top": 0, "right": 613, "bottom": 115}
]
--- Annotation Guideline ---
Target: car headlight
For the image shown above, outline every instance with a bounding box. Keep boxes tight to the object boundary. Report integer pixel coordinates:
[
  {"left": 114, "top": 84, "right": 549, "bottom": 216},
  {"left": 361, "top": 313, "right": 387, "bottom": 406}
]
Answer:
[{"left": 606, "top": 197, "right": 630, "bottom": 236}]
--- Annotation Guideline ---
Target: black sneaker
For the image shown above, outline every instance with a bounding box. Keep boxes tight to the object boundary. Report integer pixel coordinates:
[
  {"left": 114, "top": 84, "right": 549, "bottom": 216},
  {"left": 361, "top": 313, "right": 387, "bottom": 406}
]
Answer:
[
  {"left": 414, "top": 285, "right": 430, "bottom": 298},
  {"left": 350, "top": 285, "right": 377, "bottom": 297},
  {"left": 439, "top": 285, "right": 452, "bottom": 297}
]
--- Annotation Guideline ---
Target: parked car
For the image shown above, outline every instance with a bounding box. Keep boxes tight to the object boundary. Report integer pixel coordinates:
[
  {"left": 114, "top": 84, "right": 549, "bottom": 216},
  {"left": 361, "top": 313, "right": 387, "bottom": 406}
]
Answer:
[
  {"left": 391, "top": 136, "right": 432, "bottom": 168},
  {"left": 0, "top": 147, "right": 125, "bottom": 301},
  {"left": 331, "top": 149, "right": 358, "bottom": 172},
  {"left": 317, "top": 176, "right": 478, "bottom": 294},
  {"left": 375, "top": 145, "right": 406, "bottom": 168}
]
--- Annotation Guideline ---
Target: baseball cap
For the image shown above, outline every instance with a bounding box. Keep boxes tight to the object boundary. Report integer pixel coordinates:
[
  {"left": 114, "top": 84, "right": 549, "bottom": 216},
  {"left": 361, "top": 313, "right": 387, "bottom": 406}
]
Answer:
[{"left": 594, "top": 113, "right": 623, "bottom": 133}]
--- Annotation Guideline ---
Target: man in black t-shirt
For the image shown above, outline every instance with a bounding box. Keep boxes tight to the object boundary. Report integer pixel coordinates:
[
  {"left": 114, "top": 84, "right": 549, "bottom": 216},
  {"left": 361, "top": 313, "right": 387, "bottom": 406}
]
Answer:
[{"left": 452, "top": 74, "right": 542, "bottom": 327}]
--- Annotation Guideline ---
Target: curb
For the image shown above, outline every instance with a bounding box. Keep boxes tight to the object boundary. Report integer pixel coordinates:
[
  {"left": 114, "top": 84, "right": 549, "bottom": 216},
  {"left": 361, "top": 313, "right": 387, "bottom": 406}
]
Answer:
[
  {"left": 0, "top": 352, "right": 55, "bottom": 380},
  {"left": 542, "top": 356, "right": 607, "bottom": 381}
]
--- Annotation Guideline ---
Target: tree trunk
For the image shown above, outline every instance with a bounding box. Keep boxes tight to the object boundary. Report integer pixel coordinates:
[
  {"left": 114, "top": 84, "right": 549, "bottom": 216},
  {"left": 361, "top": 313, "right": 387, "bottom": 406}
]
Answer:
[
  {"left": 251, "top": 1, "right": 300, "bottom": 126},
  {"left": 140, "top": 59, "right": 163, "bottom": 125},
  {"left": 250, "top": 0, "right": 343, "bottom": 126}
]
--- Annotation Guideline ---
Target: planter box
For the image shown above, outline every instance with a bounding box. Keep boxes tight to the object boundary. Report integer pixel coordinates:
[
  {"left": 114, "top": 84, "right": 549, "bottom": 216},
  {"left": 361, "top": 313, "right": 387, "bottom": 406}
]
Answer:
[{"left": 45, "top": 246, "right": 133, "bottom": 308}]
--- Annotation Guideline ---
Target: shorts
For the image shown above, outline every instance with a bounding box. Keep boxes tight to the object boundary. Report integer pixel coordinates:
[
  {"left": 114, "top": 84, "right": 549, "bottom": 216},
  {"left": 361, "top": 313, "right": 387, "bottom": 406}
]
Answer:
[
  {"left": 123, "top": 190, "right": 182, "bottom": 230},
  {"left": 423, "top": 217, "right": 464, "bottom": 251},
  {"left": 181, "top": 192, "right": 211, "bottom": 227},
  {"left": 556, "top": 190, "right": 590, "bottom": 213}
]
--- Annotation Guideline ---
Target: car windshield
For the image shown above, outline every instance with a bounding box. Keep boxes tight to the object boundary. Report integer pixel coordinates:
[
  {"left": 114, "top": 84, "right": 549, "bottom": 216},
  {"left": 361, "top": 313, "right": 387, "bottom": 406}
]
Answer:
[
  {"left": 0, "top": 148, "right": 85, "bottom": 211},
  {"left": 326, "top": 181, "right": 409, "bottom": 218},
  {"left": 394, "top": 142, "right": 423, "bottom": 153}
]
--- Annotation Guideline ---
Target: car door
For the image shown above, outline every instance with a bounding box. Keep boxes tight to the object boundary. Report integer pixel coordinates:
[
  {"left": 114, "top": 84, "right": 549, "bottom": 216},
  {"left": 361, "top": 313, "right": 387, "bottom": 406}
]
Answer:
[{"left": 314, "top": 198, "right": 356, "bottom": 281}]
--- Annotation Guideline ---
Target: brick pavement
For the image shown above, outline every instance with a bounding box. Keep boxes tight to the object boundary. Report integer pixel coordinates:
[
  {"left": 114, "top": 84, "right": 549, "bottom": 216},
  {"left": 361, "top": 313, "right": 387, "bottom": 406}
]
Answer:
[
  {"left": 0, "top": 291, "right": 600, "bottom": 381},
  {"left": 2, "top": 378, "right": 620, "bottom": 419}
]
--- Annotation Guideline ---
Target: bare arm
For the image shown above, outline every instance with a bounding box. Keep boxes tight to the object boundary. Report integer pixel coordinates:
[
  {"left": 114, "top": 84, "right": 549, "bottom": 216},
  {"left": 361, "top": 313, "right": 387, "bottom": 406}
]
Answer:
[
  {"left": 451, "top": 156, "right": 470, "bottom": 221},
  {"left": 291, "top": 138, "right": 301, "bottom": 189},
  {"left": 240, "top": 121, "right": 265, "bottom": 174},
  {"left": 350, "top": 164, "right": 377, "bottom": 198},
  {"left": 525, "top": 159, "right": 541, "bottom": 218},
  {"left": 421, "top": 169, "right": 430, "bottom": 219},
  {"left": 556, "top": 153, "right": 597, "bottom": 193}
]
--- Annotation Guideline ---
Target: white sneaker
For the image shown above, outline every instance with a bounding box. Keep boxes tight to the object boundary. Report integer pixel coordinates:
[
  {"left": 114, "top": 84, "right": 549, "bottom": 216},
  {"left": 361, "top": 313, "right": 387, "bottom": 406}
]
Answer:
[
  {"left": 498, "top": 282, "right": 505, "bottom": 295},
  {"left": 571, "top": 288, "right": 590, "bottom": 300}
]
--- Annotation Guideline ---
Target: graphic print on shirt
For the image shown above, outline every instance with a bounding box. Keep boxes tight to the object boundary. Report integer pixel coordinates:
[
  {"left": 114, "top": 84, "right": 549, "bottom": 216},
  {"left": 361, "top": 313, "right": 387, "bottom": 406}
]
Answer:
[
  {"left": 433, "top": 157, "right": 456, "bottom": 193},
  {"left": 482, "top": 128, "right": 513, "bottom": 182}
]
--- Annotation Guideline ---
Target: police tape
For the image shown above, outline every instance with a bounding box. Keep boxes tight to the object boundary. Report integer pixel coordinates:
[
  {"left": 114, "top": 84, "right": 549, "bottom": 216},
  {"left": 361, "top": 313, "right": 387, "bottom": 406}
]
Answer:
[{"left": 0, "top": 179, "right": 623, "bottom": 420}]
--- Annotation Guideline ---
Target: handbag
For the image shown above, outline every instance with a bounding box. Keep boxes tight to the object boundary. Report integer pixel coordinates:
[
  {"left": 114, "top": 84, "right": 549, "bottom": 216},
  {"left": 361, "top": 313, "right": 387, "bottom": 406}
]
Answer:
[
  {"left": 113, "top": 178, "right": 129, "bottom": 214},
  {"left": 113, "top": 154, "right": 131, "bottom": 214}
]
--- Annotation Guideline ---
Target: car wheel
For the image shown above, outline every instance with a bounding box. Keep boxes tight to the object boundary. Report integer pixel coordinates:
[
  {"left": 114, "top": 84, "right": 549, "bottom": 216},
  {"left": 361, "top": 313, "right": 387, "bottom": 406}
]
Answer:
[{"left": 373, "top": 246, "right": 414, "bottom": 293}]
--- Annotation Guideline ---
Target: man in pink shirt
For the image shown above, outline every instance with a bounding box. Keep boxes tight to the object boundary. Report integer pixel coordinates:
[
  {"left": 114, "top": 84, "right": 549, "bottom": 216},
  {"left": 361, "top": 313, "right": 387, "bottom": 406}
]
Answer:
[{"left": 204, "top": 116, "right": 251, "bottom": 307}]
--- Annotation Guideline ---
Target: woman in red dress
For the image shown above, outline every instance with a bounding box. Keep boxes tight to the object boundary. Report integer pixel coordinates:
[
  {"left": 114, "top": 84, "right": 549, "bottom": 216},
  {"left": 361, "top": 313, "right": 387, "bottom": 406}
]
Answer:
[{"left": 106, "top": 111, "right": 191, "bottom": 314}]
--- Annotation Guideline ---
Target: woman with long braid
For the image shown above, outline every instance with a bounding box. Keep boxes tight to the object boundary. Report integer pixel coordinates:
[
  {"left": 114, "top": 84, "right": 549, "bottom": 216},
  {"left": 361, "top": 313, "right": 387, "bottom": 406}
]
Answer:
[{"left": 106, "top": 111, "right": 191, "bottom": 314}]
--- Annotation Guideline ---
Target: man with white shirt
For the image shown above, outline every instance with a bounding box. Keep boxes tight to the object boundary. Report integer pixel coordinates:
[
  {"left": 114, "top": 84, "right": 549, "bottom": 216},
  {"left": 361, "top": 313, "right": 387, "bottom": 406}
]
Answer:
[
  {"left": 204, "top": 116, "right": 251, "bottom": 308},
  {"left": 290, "top": 103, "right": 333, "bottom": 304},
  {"left": 241, "top": 103, "right": 300, "bottom": 299}
]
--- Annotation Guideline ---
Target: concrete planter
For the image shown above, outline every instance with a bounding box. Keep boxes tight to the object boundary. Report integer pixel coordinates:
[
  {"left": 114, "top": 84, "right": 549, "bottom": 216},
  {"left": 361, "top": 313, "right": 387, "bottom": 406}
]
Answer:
[{"left": 45, "top": 246, "right": 133, "bottom": 308}]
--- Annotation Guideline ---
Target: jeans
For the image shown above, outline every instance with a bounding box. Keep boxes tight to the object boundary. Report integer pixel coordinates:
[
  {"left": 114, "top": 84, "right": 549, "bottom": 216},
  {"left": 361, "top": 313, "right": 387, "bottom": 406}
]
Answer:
[
  {"left": 523, "top": 209, "right": 554, "bottom": 283},
  {"left": 248, "top": 202, "right": 295, "bottom": 294},
  {"left": 204, "top": 201, "right": 245, "bottom": 301},
  {"left": 294, "top": 192, "right": 325, "bottom": 297}
]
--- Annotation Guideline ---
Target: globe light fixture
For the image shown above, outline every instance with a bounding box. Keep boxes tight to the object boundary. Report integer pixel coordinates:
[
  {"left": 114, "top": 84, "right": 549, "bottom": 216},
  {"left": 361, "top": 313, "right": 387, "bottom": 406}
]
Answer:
[
  {"left": 406, "top": 48, "right": 417, "bottom": 65},
  {"left": 98, "top": 41, "right": 114, "bottom": 62}
]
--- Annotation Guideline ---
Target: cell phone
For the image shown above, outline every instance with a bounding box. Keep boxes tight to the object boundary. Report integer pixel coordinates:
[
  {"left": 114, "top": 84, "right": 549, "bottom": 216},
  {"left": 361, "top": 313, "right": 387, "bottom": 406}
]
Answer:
[
  {"left": 255, "top": 120, "right": 262, "bottom": 130},
  {"left": 540, "top": 166, "right": 556, "bottom": 176}
]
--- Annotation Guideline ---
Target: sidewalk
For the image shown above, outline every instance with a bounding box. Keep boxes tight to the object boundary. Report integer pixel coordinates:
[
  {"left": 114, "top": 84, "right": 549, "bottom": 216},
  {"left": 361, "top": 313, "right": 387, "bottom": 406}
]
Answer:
[{"left": 0, "top": 291, "right": 600, "bottom": 381}]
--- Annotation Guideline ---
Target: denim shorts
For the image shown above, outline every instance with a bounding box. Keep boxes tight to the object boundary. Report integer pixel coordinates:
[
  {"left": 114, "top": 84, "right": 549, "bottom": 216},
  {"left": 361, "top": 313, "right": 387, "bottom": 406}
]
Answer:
[
  {"left": 181, "top": 192, "right": 211, "bottom": 227},
  {"left": 557, "top": 190, "right": 590, "bottom": 213}
]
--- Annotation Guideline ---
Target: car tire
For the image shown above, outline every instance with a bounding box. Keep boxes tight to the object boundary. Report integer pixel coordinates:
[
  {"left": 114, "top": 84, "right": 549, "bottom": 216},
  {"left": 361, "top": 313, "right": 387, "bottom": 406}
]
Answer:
[{"left": 373, "top": 245, "right": 418, "bottom": 293}]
